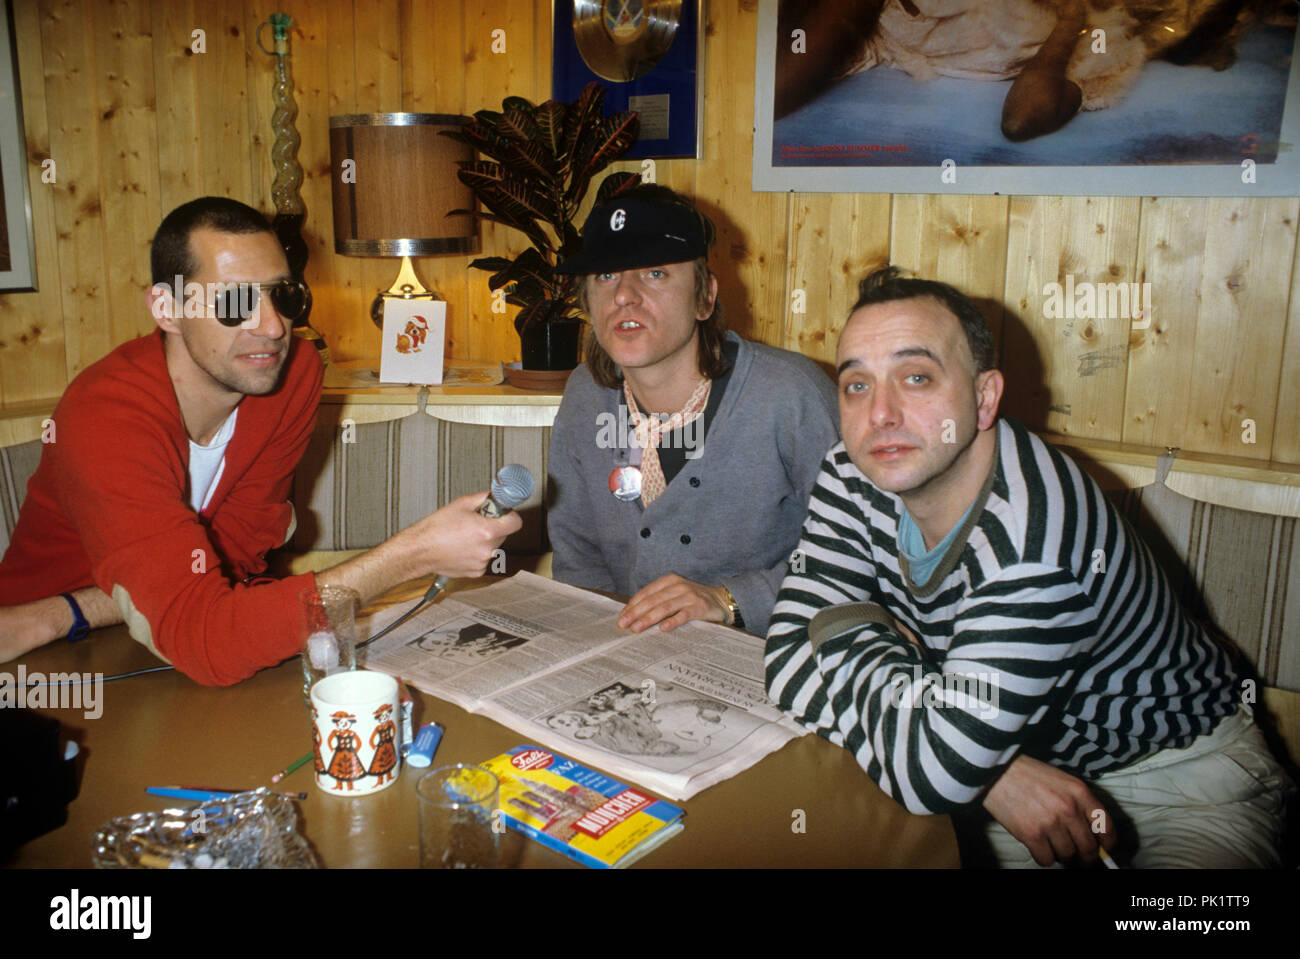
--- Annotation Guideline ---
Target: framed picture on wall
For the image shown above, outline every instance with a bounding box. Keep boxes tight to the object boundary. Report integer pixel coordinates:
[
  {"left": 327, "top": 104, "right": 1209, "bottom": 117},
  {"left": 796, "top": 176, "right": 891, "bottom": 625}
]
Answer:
[
  {"left": 552, "top": 0, "right": 703, "bottom": 159},
  {"left": 0, "top": 0, "right": 36, "bottom": 291},
  {"left": 753, "top": 0, "right": 1300, "bottom": 196}
]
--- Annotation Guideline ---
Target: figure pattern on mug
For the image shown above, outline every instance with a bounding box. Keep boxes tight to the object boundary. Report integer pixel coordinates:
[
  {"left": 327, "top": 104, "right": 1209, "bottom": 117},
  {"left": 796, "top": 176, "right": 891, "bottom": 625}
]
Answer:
[
  {"left": 326, "top": 711, "right": 367, "bottom": 790},
  {"left": 367, "top": 703, "right": 399, "bottom": 784}
]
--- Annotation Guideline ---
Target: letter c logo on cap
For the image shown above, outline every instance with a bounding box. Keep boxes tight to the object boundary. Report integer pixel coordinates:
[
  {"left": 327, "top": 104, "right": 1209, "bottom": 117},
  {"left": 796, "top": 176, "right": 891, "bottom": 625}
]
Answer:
[{"left": 610, "top": 209, "right": 626, "bottom": 231}]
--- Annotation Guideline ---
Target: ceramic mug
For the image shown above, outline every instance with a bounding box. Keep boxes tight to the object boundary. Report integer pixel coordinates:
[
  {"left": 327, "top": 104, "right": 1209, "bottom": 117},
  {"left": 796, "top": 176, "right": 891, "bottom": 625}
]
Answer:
[{"left": 310, "top": 670, "right": 401, "bottom": 796}]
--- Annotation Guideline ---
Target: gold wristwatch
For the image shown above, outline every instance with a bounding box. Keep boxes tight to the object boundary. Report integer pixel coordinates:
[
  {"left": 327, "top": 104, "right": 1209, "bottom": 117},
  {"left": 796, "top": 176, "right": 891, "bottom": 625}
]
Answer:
[{"left": 719, "top": 585, "right": 743, "bottom": 629}]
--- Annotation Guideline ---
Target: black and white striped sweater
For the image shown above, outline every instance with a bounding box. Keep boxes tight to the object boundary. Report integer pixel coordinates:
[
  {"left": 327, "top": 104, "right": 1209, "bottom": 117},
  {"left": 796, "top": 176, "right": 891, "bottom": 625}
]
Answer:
[{"left": 765, "top": 417, "right": 1239, "bottom": 815}]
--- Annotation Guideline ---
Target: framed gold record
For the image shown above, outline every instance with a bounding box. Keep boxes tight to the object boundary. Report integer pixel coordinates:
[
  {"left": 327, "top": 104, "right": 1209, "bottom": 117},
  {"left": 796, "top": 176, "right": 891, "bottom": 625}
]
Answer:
[
  {"left": 554, "top": 0, "right": 701, "bottom": 159},
  {"left": 602, "top": 0, "right": 650, "bottom": 44},
  {"left": 572, "top": 0, "right": 681, "bottom": 83}
]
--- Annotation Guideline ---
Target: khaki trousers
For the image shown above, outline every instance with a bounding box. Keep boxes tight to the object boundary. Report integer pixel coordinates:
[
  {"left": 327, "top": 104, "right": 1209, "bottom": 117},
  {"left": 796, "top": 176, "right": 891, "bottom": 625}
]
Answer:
[{"left": 964, "top": 707, "right": 1295, "bottom": 869}]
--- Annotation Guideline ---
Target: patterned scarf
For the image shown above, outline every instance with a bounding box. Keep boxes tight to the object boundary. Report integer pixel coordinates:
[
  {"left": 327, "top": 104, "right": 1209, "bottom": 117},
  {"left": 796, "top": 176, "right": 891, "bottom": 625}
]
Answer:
[{"left": 623, "top": 376, "right": 712, "bottom": 505}]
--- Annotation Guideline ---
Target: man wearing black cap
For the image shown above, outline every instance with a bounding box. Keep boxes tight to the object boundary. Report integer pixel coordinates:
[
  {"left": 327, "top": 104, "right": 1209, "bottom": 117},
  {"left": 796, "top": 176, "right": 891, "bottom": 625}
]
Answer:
[{"left": 547, "top": 185, "right": 838, "bottom": 636}]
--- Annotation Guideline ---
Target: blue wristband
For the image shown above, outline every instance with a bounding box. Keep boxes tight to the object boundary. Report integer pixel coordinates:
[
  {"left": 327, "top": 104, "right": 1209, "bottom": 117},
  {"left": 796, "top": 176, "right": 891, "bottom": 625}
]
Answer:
[{"left": 60, "top": 593, "right": 90, "bottom": 642}]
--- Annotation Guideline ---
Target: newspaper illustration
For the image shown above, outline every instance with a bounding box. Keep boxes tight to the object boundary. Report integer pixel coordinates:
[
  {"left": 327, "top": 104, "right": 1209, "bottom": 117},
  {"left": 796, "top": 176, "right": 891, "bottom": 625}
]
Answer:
[{"left": 362, "top": 572, "right": 808, "bottom": 800}]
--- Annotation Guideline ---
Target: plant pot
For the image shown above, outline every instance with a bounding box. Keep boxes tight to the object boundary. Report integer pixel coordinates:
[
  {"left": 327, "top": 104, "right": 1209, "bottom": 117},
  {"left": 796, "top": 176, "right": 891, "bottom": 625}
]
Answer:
[{"left": 520, "top": 320, "right": 582, "bottom": 371}]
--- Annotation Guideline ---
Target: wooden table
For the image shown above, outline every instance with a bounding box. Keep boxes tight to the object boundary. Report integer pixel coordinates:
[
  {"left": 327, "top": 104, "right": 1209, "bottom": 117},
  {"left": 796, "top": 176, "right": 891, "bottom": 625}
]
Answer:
[{"left": 7, "top": 584, "right": 959, "bottom": 869}]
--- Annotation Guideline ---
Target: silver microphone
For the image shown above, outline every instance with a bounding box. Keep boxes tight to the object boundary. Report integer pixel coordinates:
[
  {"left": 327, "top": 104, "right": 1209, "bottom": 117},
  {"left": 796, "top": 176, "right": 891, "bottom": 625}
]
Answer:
[
  {"left": 361, "top": 464, "right": 537, "bottom": 648},
  {"left": 432, "top": 463, "right": 536, "bottom": 588},
  {"left": 478, "top": 463, "right": 536, "bottom": 518}
]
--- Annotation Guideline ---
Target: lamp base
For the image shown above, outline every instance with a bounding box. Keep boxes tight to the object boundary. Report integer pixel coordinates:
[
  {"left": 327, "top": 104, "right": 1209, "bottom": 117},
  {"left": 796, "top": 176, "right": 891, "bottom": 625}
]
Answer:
[{"left": 371, "top": 256, "right": 441, "bottom": 330}]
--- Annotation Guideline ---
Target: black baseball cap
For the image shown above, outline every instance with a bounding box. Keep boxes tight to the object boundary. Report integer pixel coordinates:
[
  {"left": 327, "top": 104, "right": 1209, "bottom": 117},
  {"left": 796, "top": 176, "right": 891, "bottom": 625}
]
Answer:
[{"left": 554, "top": 195, "right": 709, "bottom": 275}]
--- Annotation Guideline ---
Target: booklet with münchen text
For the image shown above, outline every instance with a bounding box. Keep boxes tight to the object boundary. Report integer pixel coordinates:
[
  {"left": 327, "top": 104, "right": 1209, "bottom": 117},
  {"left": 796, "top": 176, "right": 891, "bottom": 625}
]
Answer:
[{"left": 482, "top": 745, "right": 684, "bottom": 869}]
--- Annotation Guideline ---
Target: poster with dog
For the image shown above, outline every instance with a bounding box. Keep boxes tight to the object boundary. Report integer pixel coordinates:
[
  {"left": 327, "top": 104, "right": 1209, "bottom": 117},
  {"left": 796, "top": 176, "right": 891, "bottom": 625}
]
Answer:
[{"left": 754, "top": 0, "right": 1300, "bottom": 195}]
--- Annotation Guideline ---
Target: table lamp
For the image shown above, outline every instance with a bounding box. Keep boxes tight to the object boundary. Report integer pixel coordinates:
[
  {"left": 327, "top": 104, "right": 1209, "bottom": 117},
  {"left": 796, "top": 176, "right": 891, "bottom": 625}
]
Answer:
[{"left": 328, "top": 113, "right": 479, "bottom": 331}]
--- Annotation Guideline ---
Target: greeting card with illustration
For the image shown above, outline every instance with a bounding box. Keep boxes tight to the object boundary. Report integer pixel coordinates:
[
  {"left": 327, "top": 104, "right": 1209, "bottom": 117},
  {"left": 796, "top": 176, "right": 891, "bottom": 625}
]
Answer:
[{"left": 380, "top": 298, "right": 446, "bottom": 384}]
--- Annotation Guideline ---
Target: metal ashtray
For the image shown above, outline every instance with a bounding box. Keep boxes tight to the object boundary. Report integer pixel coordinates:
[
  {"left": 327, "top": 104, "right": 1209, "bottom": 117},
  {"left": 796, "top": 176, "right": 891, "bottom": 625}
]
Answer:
[{"left": 92, "top": 788, "right": 318, "bottom": 869}]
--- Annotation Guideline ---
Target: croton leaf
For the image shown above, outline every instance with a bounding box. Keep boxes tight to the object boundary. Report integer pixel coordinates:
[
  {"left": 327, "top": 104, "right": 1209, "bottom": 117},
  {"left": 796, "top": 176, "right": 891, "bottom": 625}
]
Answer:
[
  {"left": 496, "top": 138, "right": 558, "bottom": 181},
  {"left": 535, "top": 100, "right": 568, "bottom": 160},
  {"left": 439, "top": 124, "right": 515, "bottom": 167},
  {"left": 487, "top": 248, "right": 554, "bottom": 295},
  {"left": 567, "top": 112, "right": 640, "bottom": 207},
  {"left": 499, "top": 97, "right": 540, "bottom": 143},
  {"left": 595, "top": 171, "right": 641, "bottom": 205},
  {"left": 467, "top": 256, "right": 515, "bottom": 275},
  {"left": 454, "top": 180, "right": 540, "bottom": 242},
  {"left": 459, "top": 162, "right": 555, "bottom": 222},
  {"left": 463, "top": 210, "right": 553, "bottom": 253},
  {"left": 505, "top": 275, "right": 548, "bottom": 307},
  {"left": 458, "top": 163, "right": 556, "bottom": 251},
  {"left": 562, "top": 82, "right": 607, "bottom": 167}
]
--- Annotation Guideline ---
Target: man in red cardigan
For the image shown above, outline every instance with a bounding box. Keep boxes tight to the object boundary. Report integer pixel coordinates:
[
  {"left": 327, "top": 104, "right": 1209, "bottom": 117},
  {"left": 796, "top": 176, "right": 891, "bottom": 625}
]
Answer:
[{"left": 0, "top": 197, "right": 518, "bottom": 685}]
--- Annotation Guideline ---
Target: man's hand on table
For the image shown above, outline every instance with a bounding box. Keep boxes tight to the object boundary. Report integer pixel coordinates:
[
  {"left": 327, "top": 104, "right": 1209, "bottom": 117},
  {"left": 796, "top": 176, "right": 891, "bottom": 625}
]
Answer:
[
  {"left": 982, "top": 753, "right": 1116, "bottom": 866},
  {"left": 617, "top": 574, "right": 731, "bottom": 633},
  {"left": 0, "top": 587, "right": 123, "bottom": 661}
]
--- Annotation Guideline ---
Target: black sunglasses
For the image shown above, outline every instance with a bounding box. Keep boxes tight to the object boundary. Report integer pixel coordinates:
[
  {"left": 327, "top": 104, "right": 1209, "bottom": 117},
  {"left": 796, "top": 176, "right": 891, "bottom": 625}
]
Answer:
[{"left": 207, "top": 280, "right": 311, "bottom": 327}]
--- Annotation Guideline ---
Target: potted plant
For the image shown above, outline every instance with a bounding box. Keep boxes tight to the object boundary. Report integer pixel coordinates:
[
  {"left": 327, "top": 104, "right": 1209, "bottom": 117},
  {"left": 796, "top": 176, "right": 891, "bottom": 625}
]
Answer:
[{"left": 443, "top": 82, "right": 640, "bottom": 371}]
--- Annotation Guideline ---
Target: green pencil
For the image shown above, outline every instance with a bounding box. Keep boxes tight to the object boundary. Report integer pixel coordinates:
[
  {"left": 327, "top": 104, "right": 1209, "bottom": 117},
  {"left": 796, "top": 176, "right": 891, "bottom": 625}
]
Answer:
[{"left": 271, "top": 751, "right": 313, "bottom": 783}]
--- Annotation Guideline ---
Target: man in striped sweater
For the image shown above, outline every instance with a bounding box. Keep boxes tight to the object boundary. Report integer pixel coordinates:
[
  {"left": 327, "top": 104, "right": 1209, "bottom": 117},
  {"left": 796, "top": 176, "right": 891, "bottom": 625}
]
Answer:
[{"left": 766, "top": 267, "right": 1293, "bottom": 868}]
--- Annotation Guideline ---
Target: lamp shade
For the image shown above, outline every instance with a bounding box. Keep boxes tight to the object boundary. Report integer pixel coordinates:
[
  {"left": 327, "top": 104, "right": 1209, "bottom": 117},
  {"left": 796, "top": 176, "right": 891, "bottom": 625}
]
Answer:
[{"left": 329, "top": 113, "right": 478, "bottom": 256}]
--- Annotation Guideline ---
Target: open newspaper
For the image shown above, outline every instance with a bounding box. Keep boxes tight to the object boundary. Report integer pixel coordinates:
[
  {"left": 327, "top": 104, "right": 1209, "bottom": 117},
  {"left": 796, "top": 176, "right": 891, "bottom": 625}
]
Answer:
[{"left": 362, "top": 572, "right": 808, "bottom": 800}]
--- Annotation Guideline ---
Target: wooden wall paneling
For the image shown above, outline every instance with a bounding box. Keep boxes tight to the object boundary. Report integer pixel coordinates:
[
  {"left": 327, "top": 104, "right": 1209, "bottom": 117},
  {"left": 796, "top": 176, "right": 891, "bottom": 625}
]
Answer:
[
  {"left": 1123, "top": 198, "right": 1208, "bottom": 451},
  {"left": 277, "top": 4, "right": 343, "bottom": 365},
  {"left": 402, "top": 0, "right": 471, "bottom": 364},
  {"left": 1002, "top": 196, "right": 1140, "bottom": 438},
  {"left": 531, "top": 0, "right": 552, "bottom": 112},
  {"left": 1179, "top": 199, "right": 1296, "bottom": 461},
  {"left": 890, "top": 194, "right": 1010, "bottom": 360},
  {"left": 643, "top": 157, "right": 696, "bottom": 196},
  {"left": 315, "top": 0, "right": 371, "bottom": 361},
  {"left": 352, "top": 0, "right": 407, "bottom": 368},
  {"left": 695, "top": 0, "right": 785, "bottom": 347},
  {"left": 38, "top": 0, "right": 111, "bottom": 382},
  {"left": 151, "top": 0, "right": 200, "bottom": 213},
  {"left": 353, "top": 0, "right": 402, "bottom": 113},
  {"left": 0, "top": 0, "right": 68, "bottom": 407},
  {"left": 91, "top": 0, "right": 162, "bottom": 353},
  {"left": 460, "top": 0, "right": 536, "bottom": 365},
  {"left": 785, "top": 193, "right": 891, "bottom": 368},
  {"left": 242, "top": 1, "right": 274, "bottom": 214},
  {"left": 191, "top": 0, "right": 251, "bottom": 201},
  {"left": 1270, "top": 229, "right": 1300, "bottom": 465}
]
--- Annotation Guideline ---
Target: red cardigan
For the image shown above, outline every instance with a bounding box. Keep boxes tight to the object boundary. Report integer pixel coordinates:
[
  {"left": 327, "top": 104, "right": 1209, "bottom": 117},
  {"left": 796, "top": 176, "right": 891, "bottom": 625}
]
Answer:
[{"left": 0, "top": 332, "right": 323, "bottom": 685}]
